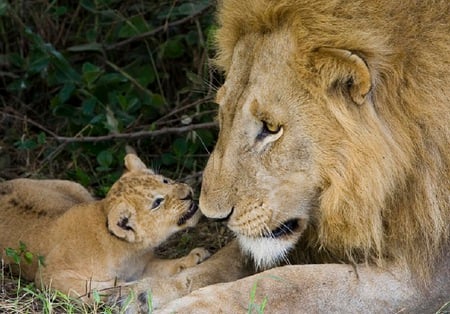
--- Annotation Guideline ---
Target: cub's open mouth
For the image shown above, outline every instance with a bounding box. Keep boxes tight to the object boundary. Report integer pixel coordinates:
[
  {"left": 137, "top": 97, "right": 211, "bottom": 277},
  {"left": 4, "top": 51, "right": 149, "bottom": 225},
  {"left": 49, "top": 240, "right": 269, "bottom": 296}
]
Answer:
[
  {"left": 177, "top": 202, "right": 198, "bottom": 225},
  {"left": 264, "top": 219, "right": 300, "bottom": 238}
]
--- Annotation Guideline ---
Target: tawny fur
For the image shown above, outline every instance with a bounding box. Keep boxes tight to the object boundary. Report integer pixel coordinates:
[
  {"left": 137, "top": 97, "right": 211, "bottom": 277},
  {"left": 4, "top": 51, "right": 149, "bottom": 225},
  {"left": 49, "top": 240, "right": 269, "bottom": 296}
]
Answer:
[
  {"left": 133, "top": 1, "right": 449, "bottom": 313},
  {"left": 0, "top": 154, "right": 209, "bottom": 300},
  {"left": 211, "top": 0, "right": 449, "bottom": 278}
]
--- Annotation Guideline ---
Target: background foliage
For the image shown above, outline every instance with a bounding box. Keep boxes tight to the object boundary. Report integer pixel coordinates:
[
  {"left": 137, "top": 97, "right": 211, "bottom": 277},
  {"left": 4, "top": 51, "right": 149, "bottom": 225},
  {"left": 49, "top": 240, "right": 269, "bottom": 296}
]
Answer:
[{"left": 0, "top": 0, "right": 220, "bottom": 196}]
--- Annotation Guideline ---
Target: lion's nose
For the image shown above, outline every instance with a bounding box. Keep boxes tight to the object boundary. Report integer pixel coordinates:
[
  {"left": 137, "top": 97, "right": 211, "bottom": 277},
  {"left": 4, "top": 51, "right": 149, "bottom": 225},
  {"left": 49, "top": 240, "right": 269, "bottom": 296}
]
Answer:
[
  {"left": 199, "top": 193, "right": 235, "bottom": 219},
  {"left": 213, "top": 206, "right": 234, "bottom": 222}
]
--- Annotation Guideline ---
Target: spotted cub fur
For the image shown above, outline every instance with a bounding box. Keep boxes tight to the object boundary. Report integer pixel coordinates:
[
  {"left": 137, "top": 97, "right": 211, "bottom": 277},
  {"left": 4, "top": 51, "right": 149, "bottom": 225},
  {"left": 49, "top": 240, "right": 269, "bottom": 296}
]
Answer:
[{"left": 0, "top": 154, "right": 209, "bottom": 300}]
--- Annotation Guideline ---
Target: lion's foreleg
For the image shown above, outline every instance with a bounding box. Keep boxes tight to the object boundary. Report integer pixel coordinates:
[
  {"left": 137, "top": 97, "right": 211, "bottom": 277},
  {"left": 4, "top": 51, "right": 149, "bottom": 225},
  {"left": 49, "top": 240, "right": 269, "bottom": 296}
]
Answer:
[{"left": 153, "top": 263, "right": 430, "bottom": 313}]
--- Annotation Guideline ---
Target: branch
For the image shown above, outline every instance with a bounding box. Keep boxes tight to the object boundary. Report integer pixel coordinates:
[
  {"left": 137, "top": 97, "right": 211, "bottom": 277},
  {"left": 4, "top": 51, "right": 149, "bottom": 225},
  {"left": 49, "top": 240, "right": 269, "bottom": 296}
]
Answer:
[
  {"left": 52, "top": 122, "right": 218, "bottom": 143},
  {"left": 1, "top": 110, "right": 59, "bottom": 138},
  {"left": 2, "top": 109, "right": 218, "bottom": 143},
  {"left": 105, "top": 5, "right": 212, "bottom": 50}
]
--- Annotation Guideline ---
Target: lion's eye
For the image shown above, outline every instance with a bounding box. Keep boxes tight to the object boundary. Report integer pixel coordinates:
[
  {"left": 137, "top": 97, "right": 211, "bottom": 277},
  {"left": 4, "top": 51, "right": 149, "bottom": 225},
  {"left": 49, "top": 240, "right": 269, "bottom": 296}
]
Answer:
[
  {"left": 257, "top": 121, "right": 282, "bottom": 140},
  {"left": 265, "top": 121, "right": 280, "bottom": 133},
  {"left": 151, "top": 197, "right": 165, "bottom": 210},
  {"left": 162, "top": 178, "right": 170, "bottom": 184}
]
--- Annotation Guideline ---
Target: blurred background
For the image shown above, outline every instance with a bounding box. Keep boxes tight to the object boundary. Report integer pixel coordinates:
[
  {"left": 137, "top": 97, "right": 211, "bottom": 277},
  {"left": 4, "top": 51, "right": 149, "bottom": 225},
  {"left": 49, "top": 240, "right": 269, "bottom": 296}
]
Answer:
[{"left": 0, "top": 0, "right": 219, "bottom": 197}]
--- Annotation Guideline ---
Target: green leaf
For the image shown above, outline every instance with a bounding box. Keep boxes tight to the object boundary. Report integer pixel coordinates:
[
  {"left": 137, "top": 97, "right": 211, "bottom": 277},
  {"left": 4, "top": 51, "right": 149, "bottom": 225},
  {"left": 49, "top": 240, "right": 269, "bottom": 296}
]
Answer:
[
  {"left": 117, "top": 94, "right": 140, "bottom": 112},
  {"left": 38, "top": 255, "right": 46, "bottom": 267},
  {"left": 176, "top": 2, "right": 209, "bottom": 16},
  {"left": 172, "top": 138, "right": 188, "bottom": 157},
  {"left": 37, "top": 132, "right": 46, "bottom": 145},
  {"left": 52, "top": 5, "right": 68, "bottom": 16},
  {"left": 82, "top": 62, "right": 101, "bottom": 74},
  {"left": 150, "top": 93, "right": 165, "bottom": 108},
  {"left": 72, "top": 168, "right": 91, "bottom": 187},
  {"left": 28, "top": 54, "right": 50, "bottom": 74},
  {"left": 129, "top": 65, "right": 155, "bottom": 87},
  {"left": 19, "top": 241, "right": 27, "bottom": 252},
  {"left": 15, "top": 138, "right": 38, "bottom": 150},
  {"left": 67, "top": 42, "right": 103, "bottom": 52},
  {"left": 118, "top": 16, "right": 150, "bottom": 38},
  {"left": 90, "top": 114, "right": 105, "bottom": 125},
  {"left": 92, "top": 290, "right": 101, "bottom": 304},
  {"left": 82, "top": 62, "right": 103, "bottom": 87},
  {"left": 97, "top": 73, "right": 127, "bottom": 86},
  {"left": 161, "top": 38, "right": 185, "bottom": 59},
  {"left": 85, "top": 29, "right": 97, "bottom": 42},
  {"left": 161, "top": 153, "right": 176, "bottom": 166},
  {"left": 97, "top": 150, "right": 113, "bottom": 168},
  {"left": 0, "top": 1, "right": 9, "bottom": 16},
  {"left": 24, "top": 251, "right": 34, "bottom": 264},
  {"left": 6, "top": 79, "right": 28, "bottom": 93},
  {"left": 80, "top": 0, "right": 95, "bottom": 12},
  {"left": 82, "top": 98, "right": 97, "bottom": 116},
  {"left": 58, "top": 83, "right": 75, "bottom": 103},
  {"left": 5, "top": 247, "right": 20, "bottom": 264},
  {"left": 8, "top": 53, "right": 25, "bottom": 68}
]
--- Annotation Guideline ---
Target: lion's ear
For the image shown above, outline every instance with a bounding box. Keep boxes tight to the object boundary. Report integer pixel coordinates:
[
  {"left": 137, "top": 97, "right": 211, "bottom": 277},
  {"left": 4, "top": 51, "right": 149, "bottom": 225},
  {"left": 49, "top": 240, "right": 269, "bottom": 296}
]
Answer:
[
  {"left": 124, "top": 154, "right": 154, "bottom": 174},
  {"left": 107, "top": 202, "right": 140, "bottom": 242},
  {"left": 311, "top": 47, "right": 372, "bottom": 105}
]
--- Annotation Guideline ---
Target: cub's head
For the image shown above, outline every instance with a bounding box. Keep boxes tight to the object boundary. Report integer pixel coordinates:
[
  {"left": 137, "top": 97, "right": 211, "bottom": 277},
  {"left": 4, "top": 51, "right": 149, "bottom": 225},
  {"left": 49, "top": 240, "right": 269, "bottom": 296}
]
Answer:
[{"left": 106, "top": 154, "right": 200, "bottom": 247}]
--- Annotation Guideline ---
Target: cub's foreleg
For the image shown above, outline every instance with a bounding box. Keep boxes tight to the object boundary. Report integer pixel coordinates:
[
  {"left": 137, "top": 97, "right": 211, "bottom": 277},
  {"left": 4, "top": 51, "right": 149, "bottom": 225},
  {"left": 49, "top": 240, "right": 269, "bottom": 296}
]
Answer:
[{"left": 142, "top": 247, "right": 211, "bottom": 277}]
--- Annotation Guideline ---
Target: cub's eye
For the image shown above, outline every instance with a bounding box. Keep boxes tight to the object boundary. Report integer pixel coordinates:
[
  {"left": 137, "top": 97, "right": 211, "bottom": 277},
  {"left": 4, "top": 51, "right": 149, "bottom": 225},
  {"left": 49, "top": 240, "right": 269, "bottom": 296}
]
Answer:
[
  {"left": 257, "top": 120, "right": 282, "bottom": 140},
  {"left": 162, "top": 178, "right": 170, "bottom": 184},
  {"left": 151, "top": 197, "right": 165, "bottom": 210}
]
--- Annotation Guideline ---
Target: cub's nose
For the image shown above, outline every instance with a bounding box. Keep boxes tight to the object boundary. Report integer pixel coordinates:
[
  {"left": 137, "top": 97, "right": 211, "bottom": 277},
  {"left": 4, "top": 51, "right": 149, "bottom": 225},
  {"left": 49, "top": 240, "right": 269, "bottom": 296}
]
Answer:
[{"left": 177, "top": 184, "right": 193, "bottom": 200}]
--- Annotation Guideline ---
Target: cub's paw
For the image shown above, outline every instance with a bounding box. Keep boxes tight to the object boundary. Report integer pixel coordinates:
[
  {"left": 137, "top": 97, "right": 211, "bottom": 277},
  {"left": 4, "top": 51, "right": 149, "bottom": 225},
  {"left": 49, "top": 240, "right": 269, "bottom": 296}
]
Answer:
[
  {"left": 188, "top": 247, "right": 211, "bottom": 264},
  {"left": 176, "top": 247, "right": 211, "bottom": 272}
]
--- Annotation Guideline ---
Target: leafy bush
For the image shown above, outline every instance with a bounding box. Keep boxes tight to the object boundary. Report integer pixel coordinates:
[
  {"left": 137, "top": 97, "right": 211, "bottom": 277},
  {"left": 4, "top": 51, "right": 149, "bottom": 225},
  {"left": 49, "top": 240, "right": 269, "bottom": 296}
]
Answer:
[{"left": 0, "top": 0, "right": 219, "bottom": 195}]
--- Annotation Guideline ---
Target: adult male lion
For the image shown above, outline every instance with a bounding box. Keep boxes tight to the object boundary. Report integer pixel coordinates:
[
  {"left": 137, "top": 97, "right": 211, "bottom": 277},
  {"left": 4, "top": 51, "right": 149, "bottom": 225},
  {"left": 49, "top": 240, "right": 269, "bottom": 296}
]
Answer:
[{"left": 133, "top": 0, "right": 450, "bottom": 312}]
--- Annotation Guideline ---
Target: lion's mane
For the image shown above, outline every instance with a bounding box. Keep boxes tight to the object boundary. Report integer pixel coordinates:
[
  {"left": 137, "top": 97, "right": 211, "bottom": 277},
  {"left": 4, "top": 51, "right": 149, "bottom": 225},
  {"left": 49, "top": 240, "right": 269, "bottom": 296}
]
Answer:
[{"left": 214, "top": 0, "right": 449, "bottom": 279}]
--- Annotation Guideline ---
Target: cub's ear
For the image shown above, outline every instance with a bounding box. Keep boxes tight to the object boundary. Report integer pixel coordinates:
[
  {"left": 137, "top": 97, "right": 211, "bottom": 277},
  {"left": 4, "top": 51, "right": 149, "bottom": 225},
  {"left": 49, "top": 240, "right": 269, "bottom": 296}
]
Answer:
[
  {"left": 124, "top": 154, "right": 154, "bottom": 174},
  {"left": 311, "top": 47, "right": 372, "bottom": 105},
  {"left": 107, "top": 202, "right": 140, "bottom": 242}
]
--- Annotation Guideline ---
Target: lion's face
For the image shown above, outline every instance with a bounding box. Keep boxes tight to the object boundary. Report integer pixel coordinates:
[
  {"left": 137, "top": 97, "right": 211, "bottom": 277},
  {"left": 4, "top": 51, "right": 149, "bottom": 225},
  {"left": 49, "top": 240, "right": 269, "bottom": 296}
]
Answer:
[
  {"left": 200, "top": 31, "right": 324, "bottom": 268},
  {"left": 106, "top": 155, "right": 200, "bottom": 247},
  {"left": 200, "top": 27, "right": 404, "bottom": 268}
]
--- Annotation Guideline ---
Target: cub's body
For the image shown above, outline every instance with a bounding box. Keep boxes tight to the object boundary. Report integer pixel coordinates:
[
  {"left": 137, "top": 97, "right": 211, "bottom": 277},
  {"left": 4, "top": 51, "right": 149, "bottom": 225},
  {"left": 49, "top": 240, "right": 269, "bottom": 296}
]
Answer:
[{"left": 0, "top": 154, "right": 209, "bottom": 299}]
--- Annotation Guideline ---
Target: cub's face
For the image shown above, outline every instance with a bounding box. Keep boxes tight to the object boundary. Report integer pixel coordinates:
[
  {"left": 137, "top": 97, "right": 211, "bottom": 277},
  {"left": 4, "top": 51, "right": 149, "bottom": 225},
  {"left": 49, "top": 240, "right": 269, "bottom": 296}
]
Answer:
[{"left": 106, "top": 155, "right": 201, "bottom": 247}]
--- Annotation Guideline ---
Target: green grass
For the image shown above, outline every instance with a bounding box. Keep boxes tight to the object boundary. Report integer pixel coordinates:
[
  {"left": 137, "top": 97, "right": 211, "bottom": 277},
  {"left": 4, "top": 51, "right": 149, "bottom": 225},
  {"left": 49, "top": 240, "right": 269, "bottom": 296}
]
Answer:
[
  {"left": 1, "top": 221, "right": 233, "bottom": 313},
  {"left": 1, "top": 263, "right": 122, "bottom": 313},
  {"left": 437, "top": 301, "right": 450, "bottom": 314},
  {"left": 247, "top": 280, "right": 268, "bottom": 314}
]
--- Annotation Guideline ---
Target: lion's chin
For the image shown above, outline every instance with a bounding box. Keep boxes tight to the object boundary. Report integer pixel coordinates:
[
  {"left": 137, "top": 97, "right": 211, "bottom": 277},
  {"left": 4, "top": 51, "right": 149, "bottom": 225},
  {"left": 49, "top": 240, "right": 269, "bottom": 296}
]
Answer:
[{"left": 237, "top": 234, "right": 299, "bottom": 270}]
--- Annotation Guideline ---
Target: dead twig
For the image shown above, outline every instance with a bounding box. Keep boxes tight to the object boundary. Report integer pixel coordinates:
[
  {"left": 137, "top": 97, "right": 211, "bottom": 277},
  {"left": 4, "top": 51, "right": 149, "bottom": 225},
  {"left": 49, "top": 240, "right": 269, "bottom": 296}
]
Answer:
[
  {"left": 105, "top": 5, "right": 212, "bottom": 51},
  {"left": 1, "top": 111, "right": 217, "bottom": 143},
  {"left": 51, "top": 122, "right": 218, "bottom": 143}
]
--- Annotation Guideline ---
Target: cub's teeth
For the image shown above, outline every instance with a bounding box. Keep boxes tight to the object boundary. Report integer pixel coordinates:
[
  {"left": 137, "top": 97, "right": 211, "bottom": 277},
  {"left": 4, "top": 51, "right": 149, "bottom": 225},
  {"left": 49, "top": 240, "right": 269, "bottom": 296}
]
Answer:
[{"left": 177, "top": 202, "right": 198, "bottom": 226}]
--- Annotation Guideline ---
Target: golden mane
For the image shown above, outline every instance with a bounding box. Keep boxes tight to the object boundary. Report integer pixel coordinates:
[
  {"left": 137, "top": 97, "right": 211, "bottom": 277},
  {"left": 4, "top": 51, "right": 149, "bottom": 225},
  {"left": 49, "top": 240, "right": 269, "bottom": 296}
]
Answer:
[{"left": 214, "top": 0, "right": 450, "bottom": 279}]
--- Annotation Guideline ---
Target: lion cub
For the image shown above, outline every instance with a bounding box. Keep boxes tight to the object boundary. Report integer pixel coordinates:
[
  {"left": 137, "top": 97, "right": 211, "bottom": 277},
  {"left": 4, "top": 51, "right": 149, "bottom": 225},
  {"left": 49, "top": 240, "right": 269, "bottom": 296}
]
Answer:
[{"left": 0, "top": 154, "right": 210, "bottom": 299}]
